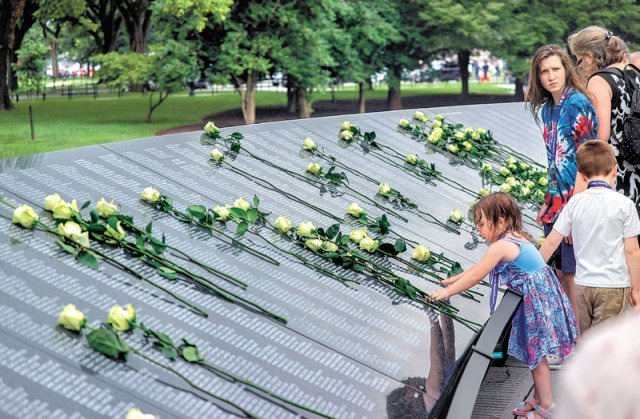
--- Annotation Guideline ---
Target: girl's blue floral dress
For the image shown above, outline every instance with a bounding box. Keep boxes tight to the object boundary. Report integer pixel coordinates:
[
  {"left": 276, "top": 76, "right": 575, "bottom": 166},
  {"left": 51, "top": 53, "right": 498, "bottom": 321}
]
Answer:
[{"left": 491, "top": 236, "right": 578, "bottom": 369}]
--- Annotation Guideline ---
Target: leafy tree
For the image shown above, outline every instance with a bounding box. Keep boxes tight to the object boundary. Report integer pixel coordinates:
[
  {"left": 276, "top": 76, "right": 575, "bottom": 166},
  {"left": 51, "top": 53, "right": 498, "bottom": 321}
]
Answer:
[
  {"left": 94, "top": 39, "right": 195, "bottom": 121},
  {"left": 416, "top": 0, "right": 505, "bottom": 98},
  {"left": 0, "top": 0, "right": 38, "bottom": 110},
  {"left": 12, "top": 29, "right": 48, "bottom": 97}
]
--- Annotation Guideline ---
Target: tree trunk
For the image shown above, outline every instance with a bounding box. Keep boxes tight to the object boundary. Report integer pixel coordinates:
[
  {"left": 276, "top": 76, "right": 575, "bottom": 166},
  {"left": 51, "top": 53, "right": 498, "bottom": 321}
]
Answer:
[
  {"left": 297, "top": 87, "right": 311, "bottom": 118},
  {"left": 286, "top": 76, "right": 297, "bottom": 114},
  {"left": 0, "top": 0, "right": 31, "bottom": 111},
  {"left": 0, "top": 45, "right": 13, "bottom": 110},
  {"left": 458, "top": 49, "right": 470, "bottom": 99},
  {"left": 387, "top": 67, "right": 402, "bottom": 110},
  {"left": 50, "top": 39, "right": 59, "bottom": 78},
  {"left": 514, "top": 77, "right": 525, "bottom": 101},
  {"left": 358, "top": 81, "right": 365, "bottom": 113},
  {"left": 241, "top": 71, "right": 256, "bottom": 125},
  {"left": 117, "top": 0, "right": 152, "bottom": 92}
]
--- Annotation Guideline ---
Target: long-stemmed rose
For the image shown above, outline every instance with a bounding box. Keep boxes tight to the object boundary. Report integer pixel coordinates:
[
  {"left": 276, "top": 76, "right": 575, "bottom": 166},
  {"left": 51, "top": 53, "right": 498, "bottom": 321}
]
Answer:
[
  {"left": 1, "top": 196, "right": 207, "bottom": 317},
  {"left": 57, "top": 304, "right": 261, "bottom": 419}
]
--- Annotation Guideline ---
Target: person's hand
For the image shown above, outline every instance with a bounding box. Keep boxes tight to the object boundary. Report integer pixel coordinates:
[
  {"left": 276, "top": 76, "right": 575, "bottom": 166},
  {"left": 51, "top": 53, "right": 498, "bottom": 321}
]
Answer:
[
  {"left": 536, "top": 203, "right": 548, "bottom": 227},
  {"left": 565, "top": 232, "right": 573, "bottom": 245},
  {"left": 429, "top": 288, "right": 450, "bottom": 301},
  {"left": 631, "top": 288, "right": 640, "bottom": 312},
  {"left": 441, "top": 277, "right": 459, "bottom": 286}
]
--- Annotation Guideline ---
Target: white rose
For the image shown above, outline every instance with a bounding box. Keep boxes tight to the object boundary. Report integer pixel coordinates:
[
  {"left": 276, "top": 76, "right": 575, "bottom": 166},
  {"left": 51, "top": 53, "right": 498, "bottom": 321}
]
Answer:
[
  {"left": 96, "top": 198, "right": 118, "bottom": 218},
  {"left": 411, "top": 244, "right": 431, "bottom": 262},
  {"left": 44, "top": 193, "right": 63, "bottom": 211},
  {"left": 57, "top": 304, "right": 86, "bottom": 332},
  {"left": 107, "top": 304, "right": 136, "bottom": 331},
  {"left": 378, "top": 183, "right": 392, "bottom": 196},
  {"left": 538, "top": 177, "right": 549, "bottom": 186},
  {"left": 359, "top": 236, "right": 379, "bottom": 252},
  {"left": 455, "top": 131, "right": 465, "bottom": 139},
  {"left": 481, "top": 163, "right": 493, "bottom": 173},
  {"left": 274, "top": 216, "right": 293, "bottom": 233},
  {"left": 339, "top": 130, "right": 354, "bottom": 141},
  {"left": 431, "top": 119, "right": 442, "bottom": 129},
  {"left": 212, "top": 205, "right": 230, "bottom": 221},
  {"left": 478, "top": 188, "right": 491, "bottom": 197},
  {"left": 477, "top": 128, "right": 487, "bottom": 135},
  {"left": 398, "top": 118, "right": 410, "bottom": 128},
  {"left": 447, "top": 144, "right": 459, "bottom": 154},
  {"left": 303, "top": 137, "right": 317, "bottom": 151},
  {"left": 506, "top": 156, "right": 517, "bottom": 165},
  {"left": 297, "top": 221, "right": 315, "bottom": 237},
  {"left": 105, "top": 221, "right": 126, "bottom": 241},
  {"left": 58, "top": 221, "right": 91, "bottom": 248},
  {"left": 462, "top": 141, "right": 473, "bottom": 151},
  {"left": 524, "top": 180, "right": 535, "bottom": 189},
  {"left": 505, "top": 176, "right": 518, "bottom": 187},
  {"left": 203, "top": 121, "right": 219, "bottom": 135},
  {"left": 498, "top": 166, "right": 511, "bottom": 176},
  {"left": 413, "top": 111, "right": 428, "bottom": 122},
  {"left": 305, "top": 238, "right": 323, "bottom": 252},
  {"left": 347, "top": 202, "right": 364, "bottom": 217},
  {"left": 233, "top": 198, "right": 251, "bottom": 211},
  {"left": 306, "top": 162, "right": 323, "bottom": 176},
  {"left": 141, "top": 187, "right": 161, "bottom": 203},
  {"left": 349, "top": 229, "right": 367, "bottom": 243},
  {"left": 12, "top": 204, "right": 39, "bottom": 228},
  {"left": 210, "top": 148, "right": 225, "bottom": 162},
  {"left": 449, "top": 208, "right": 463, "bottom": 223},
  {"left": 341, "top": 121, "right": 352, "bottom": 130},
  {"left": 520, "top": 186, "right": 531, "bottom": 197},
  {"left": 52, "top": 202, "right": 73, "bottom": 220},
  {"left": 500, "top": 183, "right": 512, "bottom": 194},
  {"left": 435, "top": 114, "right": 444, "bottom": 121},
  {"left": 322, "top": 241, "right": 339, "bottom": 252},
  {"left": 406, "top": 154, "right": 419, "bottom": 165}
]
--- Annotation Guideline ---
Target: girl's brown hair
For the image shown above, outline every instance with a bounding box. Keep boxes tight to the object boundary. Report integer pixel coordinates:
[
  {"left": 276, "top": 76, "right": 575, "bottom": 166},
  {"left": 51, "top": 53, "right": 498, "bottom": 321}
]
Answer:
[
  {"left": 472, "top": 192, "right": 533, "bottom": 242},
  {"left": 526, "top": 44, "right": 590, "bottom": 125},
  {"left": 567, "top": 26, "right": 629, "bottom": 70}
]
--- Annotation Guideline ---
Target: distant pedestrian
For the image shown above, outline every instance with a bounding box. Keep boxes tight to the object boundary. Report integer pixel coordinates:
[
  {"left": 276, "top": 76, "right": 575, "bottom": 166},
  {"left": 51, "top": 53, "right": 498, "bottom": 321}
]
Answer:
[
  {"left": 430, "top": 193, "right": 578, "bottom": 419},
  {"left": 482, "top": 61, "right": 489, "bottom": 82}
]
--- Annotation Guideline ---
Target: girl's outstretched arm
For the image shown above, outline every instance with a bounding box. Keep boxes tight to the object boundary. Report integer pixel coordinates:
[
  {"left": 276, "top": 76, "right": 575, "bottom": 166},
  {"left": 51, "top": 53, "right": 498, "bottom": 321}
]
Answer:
[{"left": 430, "top": 241, "right": 513, "bottom": 300}]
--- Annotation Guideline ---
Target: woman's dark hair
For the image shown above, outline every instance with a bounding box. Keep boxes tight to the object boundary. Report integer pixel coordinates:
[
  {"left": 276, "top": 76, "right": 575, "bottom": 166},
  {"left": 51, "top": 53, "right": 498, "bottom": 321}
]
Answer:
[
  {"left": 472, "top": 192, "right": 533, "bottom": 242},
  {"left": 526, "top": 44, "right": 590, "bottom": 125},
  {"left": 567, "top": 26, "right": 629, "bottom": 70}
]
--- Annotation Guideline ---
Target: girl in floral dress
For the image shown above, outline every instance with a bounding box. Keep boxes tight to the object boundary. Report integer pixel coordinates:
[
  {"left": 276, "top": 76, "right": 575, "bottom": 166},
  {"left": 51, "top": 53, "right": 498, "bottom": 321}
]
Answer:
[{"left": 430, "top": 193, "right": 578, "bottom": 418}]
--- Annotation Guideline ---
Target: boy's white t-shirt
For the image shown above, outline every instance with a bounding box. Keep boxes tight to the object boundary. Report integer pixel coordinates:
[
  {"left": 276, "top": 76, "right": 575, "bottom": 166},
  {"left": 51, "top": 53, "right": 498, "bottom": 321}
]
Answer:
[{"left": 553, "top": 188, "right": 640, "bottom": 288}]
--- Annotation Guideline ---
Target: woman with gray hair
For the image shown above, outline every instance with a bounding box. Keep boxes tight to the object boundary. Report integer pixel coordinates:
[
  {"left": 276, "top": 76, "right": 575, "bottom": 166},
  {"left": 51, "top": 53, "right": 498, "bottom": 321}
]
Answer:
[{"left": 568, "top": 26, "right": 640, "bottom": 211}]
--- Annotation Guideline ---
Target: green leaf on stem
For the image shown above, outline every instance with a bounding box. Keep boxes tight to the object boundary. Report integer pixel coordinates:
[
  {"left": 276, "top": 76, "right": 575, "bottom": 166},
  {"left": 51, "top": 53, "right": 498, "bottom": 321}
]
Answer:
[
  {"left": 81, "top": 201, "right": 91, "bottom": 210},
  {"left": 322, "top": 252, "right": 341, "bottom": 260},
  {"left": 136, "top": 236, "right": 146, "bottom": 252},
  {"left": 87, "top": 223, "right": 106, "bottom": 234},
  {"left": 150, "top": 236, "right": 166, "bottom": 255},
  {"left": 76, "top": 250, "right": 99, "bottom": 270},
  {"left": 181, "top": 345, "right": 204, "bottom": 363},
  {"left": 187, "top": 205, "right": 207, "bottom": 221},
  {"left": 229, "top": 207, "right": 246, "bottom": 219},
  {"left": 395, "top": 278, "right": 417, "bottom": 298},
  {"left": 352, "top": 263, "right": 365, "bottom": 273},
  {"left": 90, "top": 210, "right": 100, "bottom": 224},
  {"left": 106, "top": 216, "right": 119, "bottom": 230},
  {"left": 157, "top": 266, "right": 178, "bottom": 280},
  {"left": 339, "top": 235, "right": 350, "bottom": 246},
  {"left": 379, "top": 242, "right": 399, "bottom": 255},
  {"left": 358, "top": 213, "right": 369, "bottom": 224},
  {"left": 246, "top": 208, "right": 259, "bottom": 224},
  {"left": 326, "top": 224, "right": 340, "bottom": 240},
  {"left": 145, "top": 222, "right": 153, "bottom": 234},
  {"left": 448, "top": 262, "right": 463, "bottom": 277},
  {"left": 394, "top": 239, "right": 406, "bottom": 253},
  {"left": 86, "top": 326, "right": 129, "bottom": 360},
  {"left": 231, "top": 132, "right": 243, "bottom": 140},
  {"left": 252, "top": 195, "right": 260, "bottom": 208},
  {"left": 236, "top": 221, "right": 248, "bottom": 236},
  {"left": 230, "top": 141, "right": 241, "bottom": 153},
  {"left": 56, "top": 239, "right": 76, "bottom": 255}
]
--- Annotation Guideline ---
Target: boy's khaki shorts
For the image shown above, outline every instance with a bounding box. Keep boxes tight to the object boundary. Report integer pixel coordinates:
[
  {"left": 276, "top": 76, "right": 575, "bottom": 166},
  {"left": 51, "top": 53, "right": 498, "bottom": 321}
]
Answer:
[{"left": 576, "top": 285, "right": 630, "bottom": 334}]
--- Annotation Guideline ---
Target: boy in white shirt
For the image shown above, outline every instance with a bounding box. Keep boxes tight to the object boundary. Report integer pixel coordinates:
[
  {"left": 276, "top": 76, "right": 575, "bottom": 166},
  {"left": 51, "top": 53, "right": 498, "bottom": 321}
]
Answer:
[{"left": 540, "top": 140, "right": 640, "bottom": 334}]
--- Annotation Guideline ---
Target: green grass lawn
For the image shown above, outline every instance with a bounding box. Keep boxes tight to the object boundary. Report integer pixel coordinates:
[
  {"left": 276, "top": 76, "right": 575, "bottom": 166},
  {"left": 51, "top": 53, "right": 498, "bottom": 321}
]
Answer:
[{"left": 1, "top": 81, "right": 512, "bottom": 159}]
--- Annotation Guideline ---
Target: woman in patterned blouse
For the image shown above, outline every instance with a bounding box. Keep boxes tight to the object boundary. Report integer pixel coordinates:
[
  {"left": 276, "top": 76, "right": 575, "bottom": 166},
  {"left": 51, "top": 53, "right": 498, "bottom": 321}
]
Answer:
[
  {"left": 526, "top": 44, "right": 598, "bottom": 344},
  {"left": 568, "top": 26, "right": 640, "bottom": 214}
]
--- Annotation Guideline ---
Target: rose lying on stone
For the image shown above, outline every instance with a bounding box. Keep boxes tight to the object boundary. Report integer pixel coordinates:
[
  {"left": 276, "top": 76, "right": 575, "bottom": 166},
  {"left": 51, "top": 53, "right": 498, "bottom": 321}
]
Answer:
[
  {"left": 105, "top": 221, "right": 126, "bottom": 241},
  {"left": 233, "top": 198, "right": 250, "bottom": 212},
  {"left": 297, "top": 221, "right": 315, "bottom": 237},
  {"left": 58, "top": 221, "right": 90, "bottom": 247},
  {"left": 406, "top": 153, "right": 418, "bottom": 165},
  {"left": 411, "top": 244, "right": 431, "bottom": 262},
  {"left": 339, "top": 130, "right": 354, "bottom": 141},
  {"left": 107, "top": 304, "right": 136, "bottom": 332},
  {"left": 341, "top": 121, "right": 352, "bottom": 130},
  {"left": 378, "top": 183, "right": 392, "bottom": 196},
  {"left": 274, "top": 216, "right": 292, "bottom": 233},
  {"left": 203, "top": 121, "right": 219, "bottom": 135},
  {"left": 96, "top": 198, "right": 118, "bottom": 218},
  {"left": 12, "top": 204, "right": 38, "bottom": 228},
  {"left": 349, "top": 229, "right": 367, "bottom": 244},
  {"left": 44, "top": 193, "right": 63, "bottom": 211},
  {"left": 322, "top": 241, "right": 338, "bottom": 252},
  {"left": 347, "top": 202, "right": 364, "bottom": 217},
  {"left": 57, "top": 304, "right": 86, "bottom": 332},
  {"left": 210, "top": 148, "right": 225, "bottom": 163},
  {"left": 478, "top": 188, "right": 491, "bottom": 197},
  {"left": 212, "top": 205, "right": 230, "bottom": 221},
  {"left": 359, "top": 236, "right": 379, "bottom": 252},
  {"left": 52, "top": 199, "right": 79, "bottom": 221},
  {"left": 398, "top": 118, "right": 410, "bottom": 128},
  {"left": 141, "top": 187, "right": 161, "bottom": 204},
  {"left": 306, "top": 162, "right": 323, "bottom": 176},
  {"left": 449, "top": 208, "right": 463, "bottom": 224},
  {"left": 304, "top": 238, "right": 323, "bottom": 252},
  {"left": 303, "top": 137, "right": 317, "bottom": 151}
]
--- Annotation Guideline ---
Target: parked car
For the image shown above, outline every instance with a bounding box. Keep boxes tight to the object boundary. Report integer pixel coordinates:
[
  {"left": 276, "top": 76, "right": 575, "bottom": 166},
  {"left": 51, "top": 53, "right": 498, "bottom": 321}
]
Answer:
[{"left": 438, "top": 61, "right": 460, "bottom": 81}]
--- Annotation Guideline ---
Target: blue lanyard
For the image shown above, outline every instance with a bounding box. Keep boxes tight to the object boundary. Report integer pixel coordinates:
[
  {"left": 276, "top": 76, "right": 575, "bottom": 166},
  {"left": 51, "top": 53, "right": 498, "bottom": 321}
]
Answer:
[{"left": 587, "top": 180, "right": 611, "bottom": 189}]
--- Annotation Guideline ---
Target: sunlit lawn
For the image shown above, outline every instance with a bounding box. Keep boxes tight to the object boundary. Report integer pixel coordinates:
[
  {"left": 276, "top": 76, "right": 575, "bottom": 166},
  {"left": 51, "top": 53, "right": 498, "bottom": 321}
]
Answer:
[{"left": 1, "top": 81, "right": 512, "bottom": 159}]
